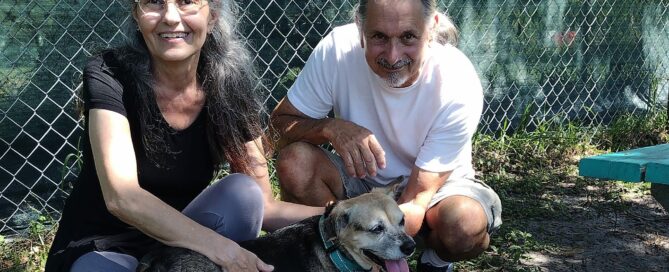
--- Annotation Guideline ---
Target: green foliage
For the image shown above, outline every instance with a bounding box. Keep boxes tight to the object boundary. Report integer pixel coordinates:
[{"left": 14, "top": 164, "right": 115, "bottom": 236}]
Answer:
[
  {"left": 278, "top": 67, "right": 301, "bottom": 89},
  {"left": 474, "top": 118, "right": 592, "bottom": 177},
  {"left": 595, "top": 110, "right": 668, "bottom": 151},
  {"left": 1, "top": 214, "right": 55, "bottom": 272},
  {"left": 60, "top": 137, "right": 84, "bottom": 191},
  {"left": 457, "top": 118, "right": 598, "bottom": 270},
  {"left": 463, "top": 229, "right": 543, "bottom": 272}
]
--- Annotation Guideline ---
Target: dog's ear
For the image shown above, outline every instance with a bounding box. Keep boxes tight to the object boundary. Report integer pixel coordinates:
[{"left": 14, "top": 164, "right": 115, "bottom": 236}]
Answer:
[
  {"left": 371, "top": 176, "right": 404, "bottom": 200},
  {"left": 335, "top": 210, "right": 350, "bottom": 230},
  {"left": 324, "top": 200, "right": 338, "bottom": 217}
]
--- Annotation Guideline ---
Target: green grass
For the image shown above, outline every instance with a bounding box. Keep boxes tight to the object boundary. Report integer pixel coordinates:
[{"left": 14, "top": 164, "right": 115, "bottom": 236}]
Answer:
[
  {"left": 454, "top": 110, "right": 668, "bottom": 271},
  {"left": 597, "top": 110, "right": 668, "bottom": 151},
  {"left": 1, "top": 215, "right": 55, "bottom": 272},
  {"left": 451, "top": 120, "right": 593, "bottom": 271},
  {"left": 2, "top": 109, "right": 667, "bottom": 271}
]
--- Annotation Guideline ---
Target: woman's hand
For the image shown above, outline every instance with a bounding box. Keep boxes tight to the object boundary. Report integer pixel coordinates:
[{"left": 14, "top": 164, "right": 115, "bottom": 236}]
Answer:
[{"left": 206, "top": 236, "right": 274, "bottom": 272}]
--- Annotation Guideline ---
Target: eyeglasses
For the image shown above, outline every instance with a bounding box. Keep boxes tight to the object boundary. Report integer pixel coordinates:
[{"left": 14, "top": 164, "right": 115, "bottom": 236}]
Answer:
[{"left": 134, "top": 0, "right": 208, "bottom": 15}]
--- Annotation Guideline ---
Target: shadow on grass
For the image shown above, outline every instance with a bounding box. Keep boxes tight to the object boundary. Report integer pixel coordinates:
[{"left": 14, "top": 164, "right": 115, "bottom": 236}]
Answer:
[{"left": 459, "top": 166, "right": 669, "bottom": 272}]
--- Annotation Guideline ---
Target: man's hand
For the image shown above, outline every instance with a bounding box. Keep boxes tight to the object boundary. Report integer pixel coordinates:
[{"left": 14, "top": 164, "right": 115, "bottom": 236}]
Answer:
[
  {"left": 398, "top": 202, "right": 427, "bottom": 236},
  {"left": 396, "top": 166, "right": 452, "bottom": 236},
  {"left": 324, "top": 119, "right": 386, "bottom": 178},
  {"left": 271, "top": 98, "right": 385, "bottom": 177}
]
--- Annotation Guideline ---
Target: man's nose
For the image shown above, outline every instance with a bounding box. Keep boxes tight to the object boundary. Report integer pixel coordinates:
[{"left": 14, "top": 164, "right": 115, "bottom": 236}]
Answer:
[{"left": 385, "top": 39, "right": 402, "bottom": 64}]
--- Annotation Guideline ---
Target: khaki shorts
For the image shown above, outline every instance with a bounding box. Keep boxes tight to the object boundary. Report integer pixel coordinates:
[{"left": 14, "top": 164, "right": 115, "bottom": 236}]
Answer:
[{"left": 321, "top": 148, "right": 503, "bottom": 233}]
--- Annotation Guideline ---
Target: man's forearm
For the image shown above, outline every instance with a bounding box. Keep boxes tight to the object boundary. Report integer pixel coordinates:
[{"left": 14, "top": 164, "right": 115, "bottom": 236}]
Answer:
[
  {"left": 399, "top": 201, "right": 427, "bottom": 236},
  {"left": 271, "top": 115, "right": 334, "bottom": 149},
  {"left": 398, "top": 167, "right": 451, "bottom": 236}
]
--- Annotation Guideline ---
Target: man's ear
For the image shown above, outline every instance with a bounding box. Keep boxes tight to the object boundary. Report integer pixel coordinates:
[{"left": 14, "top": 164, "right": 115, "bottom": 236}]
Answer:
[
  {"left": 356, "top": 16, "right": 365, "bottom": 48},
  {"left": 429, "top": 13, "right": 439, "bottom": 43}
]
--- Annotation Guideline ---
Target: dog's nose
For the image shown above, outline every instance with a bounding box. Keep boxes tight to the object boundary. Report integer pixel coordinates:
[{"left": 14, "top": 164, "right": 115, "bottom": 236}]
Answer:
[{"left": 400, "top": 240, "right": 416, "bottom": 255}]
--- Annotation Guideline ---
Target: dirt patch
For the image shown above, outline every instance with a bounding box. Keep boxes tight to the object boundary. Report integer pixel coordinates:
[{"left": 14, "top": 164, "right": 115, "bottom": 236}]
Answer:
[{"left": 521, "top": 182, "right": 669, "bottom": 271}]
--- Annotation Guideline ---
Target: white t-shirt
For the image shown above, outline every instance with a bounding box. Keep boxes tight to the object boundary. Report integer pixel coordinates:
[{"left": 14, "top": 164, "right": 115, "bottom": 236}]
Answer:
[{"left": 287, "top": 23, "right": 483, "bottom": 185}]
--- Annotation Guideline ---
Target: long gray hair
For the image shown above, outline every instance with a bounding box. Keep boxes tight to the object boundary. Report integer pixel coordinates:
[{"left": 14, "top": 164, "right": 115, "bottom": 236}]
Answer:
[
  {"left": 114, "top": 0, "right": 265, "bottom": 172},
  {"left": 354, "top": 0, "right": 459, "bottom": 46}
]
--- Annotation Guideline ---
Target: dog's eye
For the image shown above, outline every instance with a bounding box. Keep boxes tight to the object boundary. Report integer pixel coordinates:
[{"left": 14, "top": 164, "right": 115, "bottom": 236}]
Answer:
[{"left": 370, "top": 225, "right": 385, "bottom": 234}]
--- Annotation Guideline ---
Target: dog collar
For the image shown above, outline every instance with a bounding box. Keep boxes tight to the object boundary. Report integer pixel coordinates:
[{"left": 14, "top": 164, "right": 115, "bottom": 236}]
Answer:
[{"left": 318, "top": 215, "right": 369, "bottom": 272}]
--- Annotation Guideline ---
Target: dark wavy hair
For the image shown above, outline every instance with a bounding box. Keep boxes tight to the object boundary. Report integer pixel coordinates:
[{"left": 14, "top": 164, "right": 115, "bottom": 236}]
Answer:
[
  {"left": 112, "top": 0, "right": 267, "bottom": 173},
  {"left": 354, "top": 0, "right": 459, "bottom": 46}
]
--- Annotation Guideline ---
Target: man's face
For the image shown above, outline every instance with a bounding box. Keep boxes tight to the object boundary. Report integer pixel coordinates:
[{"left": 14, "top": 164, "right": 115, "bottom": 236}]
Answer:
[{"left": 360, "top": 0, "right": 432, "bottom": 88}]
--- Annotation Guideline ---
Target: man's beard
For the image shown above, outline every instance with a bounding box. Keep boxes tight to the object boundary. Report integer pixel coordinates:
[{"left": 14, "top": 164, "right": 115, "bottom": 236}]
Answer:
[{"left": 377, "top": 58, "right": 413, "bottom": 88}]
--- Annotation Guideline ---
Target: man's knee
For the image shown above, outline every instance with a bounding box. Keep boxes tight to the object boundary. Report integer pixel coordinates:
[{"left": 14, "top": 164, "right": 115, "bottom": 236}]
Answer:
[
  {"left": 276, "top": 142, "right": 323, "bottom": 193},
  {"left": 276, "top": 142, "right": 344, "bottom": 204},
  {"left": 429, "top": 196, "right": 490, "bottom": 259},
  {"left": 276, "top": 142, "right": 320, "bottom": 189}
]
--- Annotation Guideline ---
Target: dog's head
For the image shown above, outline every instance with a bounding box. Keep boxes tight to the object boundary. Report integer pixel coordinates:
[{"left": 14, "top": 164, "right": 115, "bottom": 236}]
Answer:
[{"left": 323, "top": 186, "right": 415, "bottom": 272}]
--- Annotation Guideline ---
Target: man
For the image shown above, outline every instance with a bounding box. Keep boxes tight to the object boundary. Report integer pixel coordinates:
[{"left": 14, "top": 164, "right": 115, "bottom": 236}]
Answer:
[{"left": 271, "top": 0, "right": 502, "bottom": 271}]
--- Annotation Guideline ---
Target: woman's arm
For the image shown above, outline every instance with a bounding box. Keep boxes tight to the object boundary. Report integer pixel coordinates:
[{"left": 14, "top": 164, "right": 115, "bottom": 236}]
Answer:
[
  {"left": 89, "top": 109, "right": 272, "bottom": 271},
  {"left": 239, "top": 137, "right": 324, "bottom": 231}
]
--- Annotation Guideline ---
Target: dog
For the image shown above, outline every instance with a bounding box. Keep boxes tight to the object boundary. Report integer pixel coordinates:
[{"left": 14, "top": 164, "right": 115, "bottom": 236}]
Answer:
[{"left": 137, "top": 186, "right": 415, "bottom": 272}]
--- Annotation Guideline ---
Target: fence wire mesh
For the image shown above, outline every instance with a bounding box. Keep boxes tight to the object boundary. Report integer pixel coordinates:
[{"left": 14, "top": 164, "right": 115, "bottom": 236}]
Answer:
[{"left": 1, "top": 0, "right": 668, "bottom": 235}]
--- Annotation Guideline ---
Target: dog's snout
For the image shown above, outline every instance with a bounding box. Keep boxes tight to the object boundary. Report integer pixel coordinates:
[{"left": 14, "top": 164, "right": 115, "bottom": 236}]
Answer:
[{"left": 400, "top": 239, "right": 416, "bottom": 255}]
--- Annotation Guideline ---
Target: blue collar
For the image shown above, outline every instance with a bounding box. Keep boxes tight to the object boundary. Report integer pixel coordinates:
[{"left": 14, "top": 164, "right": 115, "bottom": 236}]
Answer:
[{"left": 318, "top": 215, "right": 369, "bottom": 272}]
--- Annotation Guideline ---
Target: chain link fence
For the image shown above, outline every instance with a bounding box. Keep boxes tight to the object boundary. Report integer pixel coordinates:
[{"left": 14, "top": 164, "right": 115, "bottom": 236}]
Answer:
[{"left": 1, "top": 0, "right": 668, "bottom": 235}]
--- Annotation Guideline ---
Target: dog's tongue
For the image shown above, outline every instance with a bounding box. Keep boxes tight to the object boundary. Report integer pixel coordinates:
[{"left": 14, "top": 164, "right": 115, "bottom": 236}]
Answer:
[{"left": 384, "top": 259, "right": 409, "bottom": 272}]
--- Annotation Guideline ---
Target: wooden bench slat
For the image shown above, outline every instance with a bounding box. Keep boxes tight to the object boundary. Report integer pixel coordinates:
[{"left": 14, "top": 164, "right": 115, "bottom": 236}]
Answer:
[
  {"left": 578, "top": 144, "right": 669, "bottom": 182},
  {"left": 646, "top": 162, "right": 669, "bottom": 185},
  {"left": 578, "top": 157, "right": 645, "bottom": 182}
]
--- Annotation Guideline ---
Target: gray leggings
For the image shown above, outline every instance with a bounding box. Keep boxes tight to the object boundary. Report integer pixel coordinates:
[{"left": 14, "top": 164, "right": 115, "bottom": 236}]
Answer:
[{"left": 70, "top": 174, "right": 264, "bottom": 272}]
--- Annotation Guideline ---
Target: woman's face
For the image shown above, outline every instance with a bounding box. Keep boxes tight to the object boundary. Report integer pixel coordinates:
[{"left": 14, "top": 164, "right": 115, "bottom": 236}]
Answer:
[{"left": 134, "top": 0, "right": 216, "bottom": 63}]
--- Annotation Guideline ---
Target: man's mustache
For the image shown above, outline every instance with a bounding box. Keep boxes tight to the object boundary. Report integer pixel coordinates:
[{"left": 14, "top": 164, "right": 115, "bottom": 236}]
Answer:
[{"left": 377, "top": 58, "right": 412, "bottom": 70}]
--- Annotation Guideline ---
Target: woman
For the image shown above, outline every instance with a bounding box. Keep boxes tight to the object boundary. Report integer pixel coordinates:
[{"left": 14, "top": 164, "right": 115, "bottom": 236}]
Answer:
[{"left": 45, "top": 1, "right": 321, "bottom": 271}]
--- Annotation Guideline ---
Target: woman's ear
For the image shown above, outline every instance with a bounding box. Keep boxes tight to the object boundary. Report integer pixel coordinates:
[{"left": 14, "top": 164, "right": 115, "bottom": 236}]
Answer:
[
  {"left": 132, "top": 10, "right": 139, "bottom": 25},
  {"left": 132, "top": 12, "right": 141, "bottom": 33},
  {"left": 208, "top": 11, "right": 218, "bottom": 34}
]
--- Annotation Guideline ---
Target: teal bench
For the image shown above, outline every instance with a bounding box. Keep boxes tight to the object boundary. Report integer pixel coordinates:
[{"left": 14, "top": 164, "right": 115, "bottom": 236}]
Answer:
[
  {"left": 579, "top": 144, "right": 669, "bottom": 184},
  {"left": 579, "top": 144, "right": 669, "bottom": 209}
]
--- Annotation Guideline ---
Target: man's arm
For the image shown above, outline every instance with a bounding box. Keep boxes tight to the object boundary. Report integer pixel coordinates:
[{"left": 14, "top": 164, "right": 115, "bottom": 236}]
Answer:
[
  {"left": 270, "top": 97, "right": 334, "bottom": 149},
  {"left": 271, "top": 97, "right": 386, "bottom": 178},
  {"left": 397, "top": 165, "right": 451, "bottom": 236}
]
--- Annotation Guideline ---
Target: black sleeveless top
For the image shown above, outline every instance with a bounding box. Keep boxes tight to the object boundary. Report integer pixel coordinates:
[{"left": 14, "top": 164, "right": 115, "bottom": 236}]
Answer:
[{"left": 45, "top": 51, "right": 215, "bottom": 271}]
